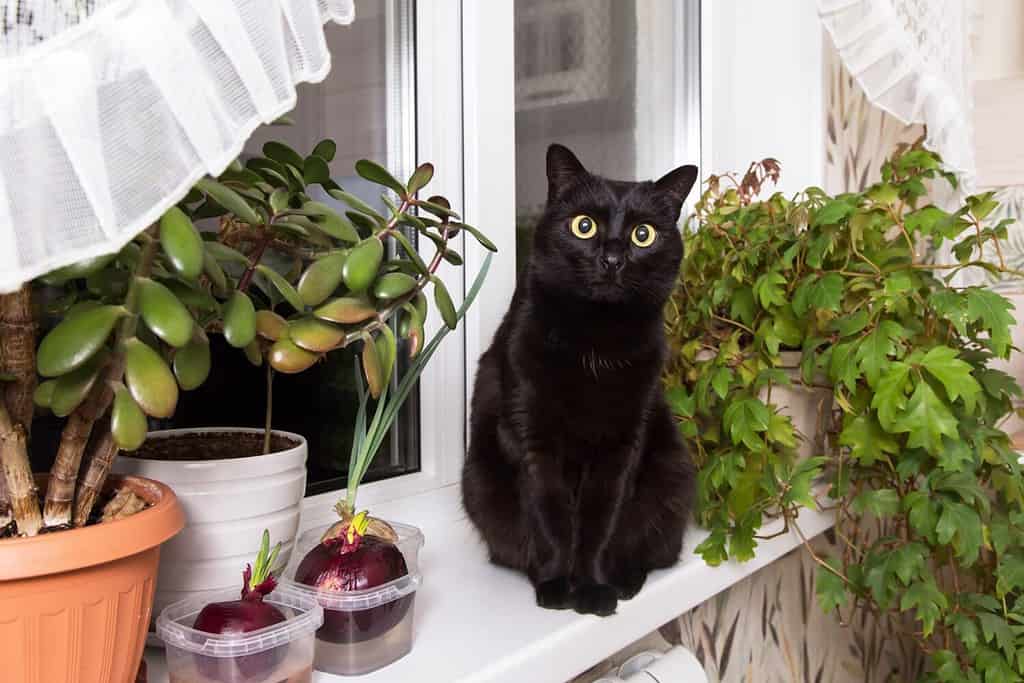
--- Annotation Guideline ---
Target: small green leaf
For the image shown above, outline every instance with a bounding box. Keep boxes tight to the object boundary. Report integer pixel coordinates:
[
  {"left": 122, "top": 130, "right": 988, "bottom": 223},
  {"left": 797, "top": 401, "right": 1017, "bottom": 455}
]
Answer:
[
  {"left": 813, "top": 199, "right": 855, "bottom": 225},
  {"left": 361, "top": 334, "right": 385, "bottom": 398},
  {"left": 900, "top": 578, "right": 948, "bottom": 637},
  {"left": 375, "top": 324, "right": 397, "bottom": 386},
  {"left": 407, "top": 163, "right": 434, "bottom": 195},
  {"left": 433, "top": 277, "right": 457, "bottom": 329},
  {"left": 37, "top": 305, "right": 125, "bottom": 377},
  {"left": 711, "top": 367, "right": 732, "bottom": 399},
  {"left": 123, "top": 338, "right": 179, "bottom": 418},
  {"left": 373, "top": 272, "right": 418, "bottom": 301},
  {"left": 173, "top": 336, "right": 211, "bottom": 391},
  {"left": 328, "top": 189, "right": 385, "bottom": 222},
  {"left": 852, "top": 488, "right": 900, "bottom": 517},
  {"left": 269, "top": 187, "right": 290, "bottom": 213},
  {"left": 301, "top": 201, "right": 359, "bottom": 243},
  {"left": 754, "top": 271, "right": 787, "bottom": 308},
  {"left": 159, "top": 207, "right": 204, "bottom": 279},
  {"left": 303, "top": 155, "right": 331, "bottom": 185},
  {"left": 50, "top": 352, "right": 106, "bottom": 417},
  {"left": 920, "top": 345, "right": 981, "bottom": 412},
  {"left": 269, "top": 337, "right": 318, "bottom": 374},
  {"left": 111, "top": 385, "right": 147, "bottom": 451},
  {"left": 33, "top": 380, "right": 56, "bottom": 408},
  {"left": 856, "top": 319, "right": 905, "bottom": 388},
  {"left": 196, "top": 178, "right": 261, "bottom": 225},
  {"left": 256, "top": 265, "right": 304, "bottom": 312},
  {"left": 297, "top": 251, "right": 347, "bottom": 307},
  {"left": 936, "top": 501, "right": 983, "bottom": 565},
  {"left": 871, "top": 361, "right": 911, "bottom": 430},
  {"left": 311, "top": 139, "right": 337, "bottom": 162},
  {"left": 205, "top": 241, "right": 250, "bottom": 265},
  {"left": 314, "top": 296, "right": 377, "bottom": 324},
  {"left": 288, "top": 317, "right": 344, "bottom": 353},
  {"left": 343, "top": 238, "right": 384, "bottom": 293},
  {"left": 810, "top": 272, "right": 843, "bottom": 311},
  {"left": 892, "top": 380, "right": 959, "bottom": 454},
  {"left": 965, "top": 288, "right": 1015, "bottom": 356},
  {"left": 722, "top": 398, "right": 771, "bottom": 449},
  {"left": 816, "top": 557, "right": 847, "bottom": 613},
  {"left": 355, "top": 159, "right": 407, "bottom": 197},
  {"left": 839, "top": 414, "right": 898, "bottom": 465},
  {"left": 262, "top": 141, "right": 306, "bottom": 173},
  {"left": 137, "top": 278, "right": 195, "bottom": 348},
  {"left": 223, "top": 291, "right": 256, "bottom": 348},
  {"left": 457, "top": 223, "right": 498, "bottom": 252}
]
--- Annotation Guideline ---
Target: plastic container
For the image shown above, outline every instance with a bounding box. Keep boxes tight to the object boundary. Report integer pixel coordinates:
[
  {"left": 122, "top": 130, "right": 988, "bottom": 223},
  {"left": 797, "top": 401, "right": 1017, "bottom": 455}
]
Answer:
[
  {"left": 283, "top": 520, "right": 424, "bottom": 676},
  {"left": 157, "top": 585, "right": 323, "bottom": 683}
]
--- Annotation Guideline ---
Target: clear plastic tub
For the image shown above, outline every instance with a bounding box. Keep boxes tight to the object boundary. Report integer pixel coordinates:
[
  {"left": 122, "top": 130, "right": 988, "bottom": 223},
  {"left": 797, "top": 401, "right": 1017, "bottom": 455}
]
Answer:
[
  {"left": 283, "top": 520, "right": 424, "bottom": 676},
  {"left": 157, "top": 584, "right": 323, "bottom": 683}
]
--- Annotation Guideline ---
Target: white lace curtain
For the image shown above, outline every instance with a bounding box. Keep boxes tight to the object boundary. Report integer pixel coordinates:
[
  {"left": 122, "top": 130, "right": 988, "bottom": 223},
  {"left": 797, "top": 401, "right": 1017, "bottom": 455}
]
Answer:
[
  {"left": 818, "top": 0, "right": 975, "bottom": 183},
  {"left": 0, "top": 0, "right": 355, "bottom": 293}
]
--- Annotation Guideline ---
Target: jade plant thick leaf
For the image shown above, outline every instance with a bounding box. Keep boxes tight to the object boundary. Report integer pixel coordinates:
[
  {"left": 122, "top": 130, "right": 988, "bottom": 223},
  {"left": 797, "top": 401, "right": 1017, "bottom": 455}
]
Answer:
[
  {"left": 665, "top": 146, "right": 1024, "bottom": 681},
  {"left": 0, "top": 136, "right": 493, "bottom": 541}
]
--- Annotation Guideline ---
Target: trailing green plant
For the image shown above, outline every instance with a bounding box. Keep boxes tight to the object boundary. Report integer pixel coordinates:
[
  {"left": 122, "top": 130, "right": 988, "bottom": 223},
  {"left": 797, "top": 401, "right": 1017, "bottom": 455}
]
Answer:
[
  {"left": 665, "top": 146, "right": 1024, "bottom": 681},
  {"left": 2, "top": 137, "right": 493, "bottom": 539}
]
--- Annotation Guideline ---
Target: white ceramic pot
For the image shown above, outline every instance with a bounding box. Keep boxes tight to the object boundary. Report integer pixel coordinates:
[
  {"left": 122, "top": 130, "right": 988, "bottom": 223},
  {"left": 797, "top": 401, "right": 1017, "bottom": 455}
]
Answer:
[
  {"left": 768, "top": 351, "right": 833, "bottom": 460},
  {"left": 112, "top": 427, "right": 307, "bottom": 617}
]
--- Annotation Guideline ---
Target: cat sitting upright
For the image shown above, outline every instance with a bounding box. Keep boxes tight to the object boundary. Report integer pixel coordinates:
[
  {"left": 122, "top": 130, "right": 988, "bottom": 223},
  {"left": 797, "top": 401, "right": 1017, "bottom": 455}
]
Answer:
[{"left": 462, "top": 144, "right": 698, "bottom": 616}]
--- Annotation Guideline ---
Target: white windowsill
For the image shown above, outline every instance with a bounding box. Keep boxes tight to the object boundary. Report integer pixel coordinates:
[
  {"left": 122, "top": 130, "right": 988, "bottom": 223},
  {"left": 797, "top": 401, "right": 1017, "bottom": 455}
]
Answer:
[{"left": 145, "top": 485, "right": 834, "bottom": 683}]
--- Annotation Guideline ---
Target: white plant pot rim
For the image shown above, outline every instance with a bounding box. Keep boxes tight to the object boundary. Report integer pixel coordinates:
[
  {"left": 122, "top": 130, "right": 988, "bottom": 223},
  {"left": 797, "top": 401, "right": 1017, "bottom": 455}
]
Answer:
[
  {"left": 116, "top": 427, "right": 308, "bottom": 483},
  {"left": 140, "top": 427, "right": 306, "bottom": 461}
]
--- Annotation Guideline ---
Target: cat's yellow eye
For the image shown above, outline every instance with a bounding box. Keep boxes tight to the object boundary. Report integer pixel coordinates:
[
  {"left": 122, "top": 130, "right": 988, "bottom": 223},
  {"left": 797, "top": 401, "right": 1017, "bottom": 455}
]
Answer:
[
  {"left": 631, "top": 224, "right": 656, "bottom": 247},
  {"left": 570, "top": 215, "right": 598, "bottom": 240}
]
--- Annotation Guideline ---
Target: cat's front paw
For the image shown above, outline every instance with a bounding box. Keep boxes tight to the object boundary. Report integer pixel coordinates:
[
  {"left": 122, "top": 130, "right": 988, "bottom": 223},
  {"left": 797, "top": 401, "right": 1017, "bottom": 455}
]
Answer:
[
  {"left": 535, "top": 577, "right": 574, "bottom": 610},
  {"left": 573, "top": 583, "right": 618, "bottom": 616},
  {"left": 613, "top": 568, "right": 648, "bottom": 600}
]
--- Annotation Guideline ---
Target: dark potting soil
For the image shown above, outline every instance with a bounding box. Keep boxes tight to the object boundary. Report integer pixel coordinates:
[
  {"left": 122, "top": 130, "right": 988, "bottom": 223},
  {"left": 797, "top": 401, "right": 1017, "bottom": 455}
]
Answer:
[
  {"left": 127, "top": 432, "right": 299, "bottom": 462},
  {"left": 0, "top": 486, "right": 146, "bottom": 538}
]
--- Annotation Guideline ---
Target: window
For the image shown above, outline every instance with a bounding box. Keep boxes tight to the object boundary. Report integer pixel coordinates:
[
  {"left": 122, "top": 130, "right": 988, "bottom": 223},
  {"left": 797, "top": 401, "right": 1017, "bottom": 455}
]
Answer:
[
  {"left": 168, "top": 0, "right": 420, "bottom": 496},
  {"left": 514, "top": 0, "right": 701, "bottom": 269}
]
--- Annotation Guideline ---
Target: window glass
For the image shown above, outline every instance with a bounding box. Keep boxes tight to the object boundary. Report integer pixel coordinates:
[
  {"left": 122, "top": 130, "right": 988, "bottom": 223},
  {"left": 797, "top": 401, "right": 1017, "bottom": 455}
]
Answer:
[
  {"left": 515, "top": 0, "right": 700, "bottom": 271},
  {"left": 169, "top": 0, "right": 419, "bottom": 495}
]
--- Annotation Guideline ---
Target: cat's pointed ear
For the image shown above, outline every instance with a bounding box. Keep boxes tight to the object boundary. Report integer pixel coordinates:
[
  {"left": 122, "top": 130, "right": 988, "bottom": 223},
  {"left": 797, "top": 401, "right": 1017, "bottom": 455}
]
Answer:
[
  {"left": 547, "top": 144, "right": 587, "bottom": 199},
  {"left": 655, "top": 165, "right": 699, "bottom": 207}
]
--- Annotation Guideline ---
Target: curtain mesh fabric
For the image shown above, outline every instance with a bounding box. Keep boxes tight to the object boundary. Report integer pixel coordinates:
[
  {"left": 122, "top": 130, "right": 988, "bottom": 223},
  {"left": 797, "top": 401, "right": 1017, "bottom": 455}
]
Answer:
[
  {"left": 818, "top": 0, "right": 975, "bottom": 185},
  {"left": 0, "top": 0, "right": 354, "bottom": 292}
]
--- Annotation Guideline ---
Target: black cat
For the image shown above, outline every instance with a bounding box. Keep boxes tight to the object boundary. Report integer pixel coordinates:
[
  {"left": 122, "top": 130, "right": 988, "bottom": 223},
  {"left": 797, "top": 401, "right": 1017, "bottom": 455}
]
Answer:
[{"left": 462, "top": 144, "right": 698, "bottom": 616}]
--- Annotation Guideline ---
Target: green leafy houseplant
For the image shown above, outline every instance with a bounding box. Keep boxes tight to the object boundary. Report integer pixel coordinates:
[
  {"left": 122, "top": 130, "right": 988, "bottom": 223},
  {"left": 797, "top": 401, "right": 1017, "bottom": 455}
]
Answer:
[
  {"left": 0, "top": 138, "right": 493, "bottom": 539},
  {"left": 665, "top": 146, "right": 1024, "bottom": 681}
]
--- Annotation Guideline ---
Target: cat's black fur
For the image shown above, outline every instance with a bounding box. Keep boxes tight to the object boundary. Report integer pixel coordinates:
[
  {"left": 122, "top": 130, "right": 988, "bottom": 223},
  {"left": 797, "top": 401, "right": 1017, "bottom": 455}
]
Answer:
[{"left": 462, "top": 144, "right": 698, "bottom": 616}]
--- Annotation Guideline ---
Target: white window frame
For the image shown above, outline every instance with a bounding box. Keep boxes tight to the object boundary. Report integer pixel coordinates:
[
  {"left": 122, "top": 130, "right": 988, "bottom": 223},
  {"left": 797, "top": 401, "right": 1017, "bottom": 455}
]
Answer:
[{"left": 302, "top": 0, "right": 518, "bottom": 520}]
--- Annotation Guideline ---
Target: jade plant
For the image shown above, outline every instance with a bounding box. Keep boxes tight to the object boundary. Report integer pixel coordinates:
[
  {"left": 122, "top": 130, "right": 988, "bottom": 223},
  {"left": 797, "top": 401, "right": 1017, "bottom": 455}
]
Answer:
[
  {"left": 666, "top": 146, "right": 1024, "bottom": 680},
  {"left": 0, "top": 137, "right": 492, "bottom": 539}
]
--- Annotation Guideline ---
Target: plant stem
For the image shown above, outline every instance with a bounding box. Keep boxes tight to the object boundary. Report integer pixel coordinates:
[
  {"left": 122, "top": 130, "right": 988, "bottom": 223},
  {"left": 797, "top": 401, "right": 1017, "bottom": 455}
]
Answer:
[
  {"left": 0, "top": 403, "right": 40, "bottom": 535},
  {"left": 238, "top": 232, "right": 273, "bottom": 293},
  {"left": 263, "top": 363, "right": 273, "bottom": 455},
  {"left": 0, "top": 469, "right": 11, "bottom": 529},
  {"left": 47, "top": 234, "right": 157, "bottom": 526},
  {"left": 0, "top": 285, "right": 38, "bottom": 533},
  {"left": 0, "top": 286, "right": 37, "bottom": 433},
  {"left": 72, "top": 428, "right": 118, "bottom": 526}
]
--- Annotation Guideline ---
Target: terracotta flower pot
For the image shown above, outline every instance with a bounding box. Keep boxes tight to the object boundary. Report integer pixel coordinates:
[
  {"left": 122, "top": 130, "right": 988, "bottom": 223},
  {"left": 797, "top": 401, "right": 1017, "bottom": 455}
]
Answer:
[{"left": 0, "top": 475, "right": 184, "bottom": 683}]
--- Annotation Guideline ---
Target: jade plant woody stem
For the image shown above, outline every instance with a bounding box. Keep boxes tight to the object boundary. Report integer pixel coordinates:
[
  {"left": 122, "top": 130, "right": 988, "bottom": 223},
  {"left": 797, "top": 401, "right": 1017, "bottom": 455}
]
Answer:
[
  {"left": 61, "top": 234, "right": 161, "bottom": 527},
  {"left": 41, "top": 232, "right": 159, "bottom": 527},
  {"left": 0, "top": 285, "right": 41, "bottom": 535}
]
